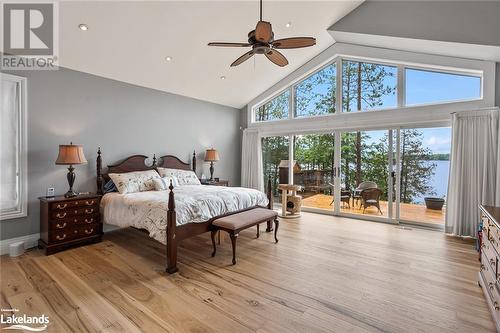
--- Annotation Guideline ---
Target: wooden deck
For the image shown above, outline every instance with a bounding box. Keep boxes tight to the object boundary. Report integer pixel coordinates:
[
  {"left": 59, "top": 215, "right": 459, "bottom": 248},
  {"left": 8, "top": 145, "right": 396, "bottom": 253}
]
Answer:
[
  {"left": 302, "top": 194, "right": 445, "bottom": 225},
  {"left": 0, "top": 213, "right": 491, "bottom": 332}
]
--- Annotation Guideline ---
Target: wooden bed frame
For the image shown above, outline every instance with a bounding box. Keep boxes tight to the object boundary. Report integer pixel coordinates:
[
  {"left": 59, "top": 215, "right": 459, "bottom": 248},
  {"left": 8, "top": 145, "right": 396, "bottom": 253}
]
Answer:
[{"left": 96, "top": 148, "right": 273, "bottom": 273}]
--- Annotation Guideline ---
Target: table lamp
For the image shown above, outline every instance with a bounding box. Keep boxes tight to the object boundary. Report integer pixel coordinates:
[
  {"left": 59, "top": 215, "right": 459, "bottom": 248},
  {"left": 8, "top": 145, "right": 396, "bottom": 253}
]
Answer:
[
  {"left": 55, "top": 142, "right": 87, "bottom": 197},
  {"left": 204, "top": 148, "right": 220, "bottom": 181}
]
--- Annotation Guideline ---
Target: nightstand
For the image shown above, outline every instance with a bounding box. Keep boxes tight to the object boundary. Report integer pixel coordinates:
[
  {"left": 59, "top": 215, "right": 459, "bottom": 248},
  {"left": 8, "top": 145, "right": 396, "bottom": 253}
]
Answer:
[
  {"left": 201, "top": 180, "right": 229, "bottom": 186},
  {"left": 38, "top": 193, "right": 102, "bottom": 255}
]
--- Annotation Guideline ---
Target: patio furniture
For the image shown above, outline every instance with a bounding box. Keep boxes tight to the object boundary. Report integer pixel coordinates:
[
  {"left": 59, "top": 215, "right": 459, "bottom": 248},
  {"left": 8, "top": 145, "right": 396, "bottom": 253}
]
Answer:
[
  {"left": 424, "top": 197, "right": 445, "bottom": 210},
  {"left": 353, "top": 181, "right": 378, "bottom": 207},
  {"left": 360, "top": 188, "right": 383, "bottom": 215},
  {"left": 328, "top": 183, "right": 351, "bottom": 208}
]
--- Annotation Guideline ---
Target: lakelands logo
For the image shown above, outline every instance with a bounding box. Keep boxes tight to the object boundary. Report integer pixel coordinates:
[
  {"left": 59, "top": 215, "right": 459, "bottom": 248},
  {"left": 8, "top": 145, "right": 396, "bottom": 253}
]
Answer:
[
  {"left": 1, "top": 2, "right": 59, "bottom": 70},
  {"left": 1, "top": 308, "right": 49, "bottom": 331}
]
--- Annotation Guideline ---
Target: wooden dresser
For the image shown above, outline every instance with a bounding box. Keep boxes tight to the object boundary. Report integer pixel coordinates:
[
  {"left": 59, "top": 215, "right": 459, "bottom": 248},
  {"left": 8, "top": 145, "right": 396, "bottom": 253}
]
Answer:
[
  {"left": 38, "top": 194, "right": 102, "bottom": 255},
  {"left": 479, "top": 204, "right": 500, "bottom": 332}
]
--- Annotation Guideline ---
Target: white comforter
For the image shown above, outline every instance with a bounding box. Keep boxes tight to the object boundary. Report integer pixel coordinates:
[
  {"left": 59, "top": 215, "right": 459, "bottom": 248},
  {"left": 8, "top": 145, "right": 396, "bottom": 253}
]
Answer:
[{"left": 101, "top": 185, "right": 269, "bottom": 244}]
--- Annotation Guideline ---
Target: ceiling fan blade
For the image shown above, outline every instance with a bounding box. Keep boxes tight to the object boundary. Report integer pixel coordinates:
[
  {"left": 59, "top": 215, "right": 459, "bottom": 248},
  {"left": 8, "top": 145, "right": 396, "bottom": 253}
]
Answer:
[
  {"left": 208, "top": 42, "right": 251, "bottom": 47},
  {"left": 265, "top": 49, "right": 288, "bottom": 67},
  {"left": 272, "top": 37, "right": 316, "bottom": 49},
  {"left": 255, "top": 21, "right": 273, "bottom": 43},
  {"left": 231, "top": 50, "right": 255, "bottom": 67}
]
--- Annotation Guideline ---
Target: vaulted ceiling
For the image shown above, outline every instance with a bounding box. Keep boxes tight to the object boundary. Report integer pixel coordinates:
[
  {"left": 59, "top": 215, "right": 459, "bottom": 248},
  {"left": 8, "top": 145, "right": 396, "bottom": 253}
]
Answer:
[{"left": 59, "top": 1, "right": 362, "bottom": 108}]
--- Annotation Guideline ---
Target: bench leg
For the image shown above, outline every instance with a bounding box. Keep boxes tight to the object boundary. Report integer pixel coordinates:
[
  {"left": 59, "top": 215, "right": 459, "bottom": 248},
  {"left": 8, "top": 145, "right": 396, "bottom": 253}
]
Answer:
[
  {"left": 211, "top": 230, "right": 217, "bottom": 257},
  {"left": 266, "top": 219, "right": 273, "bottom": 232},
  {"left": 230, "top": 233, "right": 238, "bottom": 265},
  {"left": 274, "top": 219, "right": 279, "bottom": 243},
  {"left": 256, "top": 224, "right": 260, "bottom": 238}
]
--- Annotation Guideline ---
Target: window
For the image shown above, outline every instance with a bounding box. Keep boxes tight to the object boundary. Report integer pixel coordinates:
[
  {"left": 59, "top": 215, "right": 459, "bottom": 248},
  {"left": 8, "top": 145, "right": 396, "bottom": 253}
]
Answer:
[
  {"left": 405, "top": 68, "right": 481, "bottom": 106},
  {"left": 261, "top": 136, "right": 289, "bottom": 202},
  {"left": 1, "top": 74, "right": 27, "bottom": 220},
  {"left": 294, "top": 64, "right": 336, "bottom": 117},
  {"left": 342, "top": 60, "right": 397, "bottom": 112},
  {"left": 254, "top": 90, "right": 290, "bottom": 122}
]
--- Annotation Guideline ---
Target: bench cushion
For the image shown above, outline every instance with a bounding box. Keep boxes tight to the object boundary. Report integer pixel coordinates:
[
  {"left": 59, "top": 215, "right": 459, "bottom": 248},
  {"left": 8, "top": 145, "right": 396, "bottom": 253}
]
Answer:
[{"left": 213, "top": 208, "right": 277, "bottom": 231}]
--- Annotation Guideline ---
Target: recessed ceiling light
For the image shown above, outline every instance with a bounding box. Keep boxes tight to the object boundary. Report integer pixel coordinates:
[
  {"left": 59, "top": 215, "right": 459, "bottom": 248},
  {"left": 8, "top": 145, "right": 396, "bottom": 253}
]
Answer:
[
  {"left": 220, "top": 76, "right": 226, "bottom": 80},
  {"left": 285, "top": 22, "right": 292, "bottom": 28},
  {"left": 78, "top": 24, "right": 88, "bottom": 31},
  {"left": 165, "top": 56, "right": 173, "bottom": 62}
]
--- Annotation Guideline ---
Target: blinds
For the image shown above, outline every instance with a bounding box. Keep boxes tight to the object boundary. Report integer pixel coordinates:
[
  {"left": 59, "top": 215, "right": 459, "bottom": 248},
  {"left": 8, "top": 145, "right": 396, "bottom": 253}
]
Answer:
[{"left": 0, "top": 79, "right": 20, "bottom": 212}]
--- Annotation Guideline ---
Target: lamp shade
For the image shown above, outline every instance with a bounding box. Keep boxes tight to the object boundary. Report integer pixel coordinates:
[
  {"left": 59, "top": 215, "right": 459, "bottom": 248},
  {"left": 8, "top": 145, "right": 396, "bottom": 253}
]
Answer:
[
  {"left": 55, "top": 144, "right": 87, "bottom": 165},
  {"left": 204, "top": 148, "right": 220, "bottom": 162}
]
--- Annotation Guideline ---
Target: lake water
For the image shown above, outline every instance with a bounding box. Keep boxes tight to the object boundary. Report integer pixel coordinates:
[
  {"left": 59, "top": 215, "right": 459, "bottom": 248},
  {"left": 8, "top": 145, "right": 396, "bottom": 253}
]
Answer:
[{"left": 413, "top": 160, "right": 450, "bottom": 204}]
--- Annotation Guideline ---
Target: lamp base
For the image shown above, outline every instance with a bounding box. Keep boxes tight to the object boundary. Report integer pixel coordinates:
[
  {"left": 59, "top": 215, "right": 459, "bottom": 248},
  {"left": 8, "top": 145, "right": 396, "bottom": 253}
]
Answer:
[{"left": 64, "top": 189, "right": 78, "bottom": 198}]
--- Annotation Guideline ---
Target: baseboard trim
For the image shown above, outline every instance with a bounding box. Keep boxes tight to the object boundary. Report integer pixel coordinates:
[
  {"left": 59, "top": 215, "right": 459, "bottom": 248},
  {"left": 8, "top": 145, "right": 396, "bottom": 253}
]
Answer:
[{"left": 0, "top": 233, "right": 39, "bottom": 256}]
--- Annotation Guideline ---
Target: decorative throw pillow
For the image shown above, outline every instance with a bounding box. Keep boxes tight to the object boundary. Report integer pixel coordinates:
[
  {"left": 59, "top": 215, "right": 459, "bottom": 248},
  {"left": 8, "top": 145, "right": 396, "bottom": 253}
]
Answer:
[
  {"left": 103, "top": 179, "right": 118, "bottom": 194},
  {"left": 157, "top": 168, "right": 201, "bottom": 186},
  {"left": 152, "top": 176, "right": 179, "bottom": 191},
  {"left": 108, "top": 170, "right": 161, "bottom": 194}
]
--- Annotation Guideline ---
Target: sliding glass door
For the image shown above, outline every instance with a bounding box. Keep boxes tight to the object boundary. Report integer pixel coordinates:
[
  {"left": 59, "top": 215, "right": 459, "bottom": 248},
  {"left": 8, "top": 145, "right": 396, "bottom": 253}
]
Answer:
[{"left": 261, "top": 126, "right": 450, "bottom": 228}]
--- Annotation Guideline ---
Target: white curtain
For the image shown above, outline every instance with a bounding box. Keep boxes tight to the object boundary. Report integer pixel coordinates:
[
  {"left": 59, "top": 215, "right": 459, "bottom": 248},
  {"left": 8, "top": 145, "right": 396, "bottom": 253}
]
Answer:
[
  {"left": 241, "top": 129, "right": 263, "bottom": 191},
  {"left": 0, "top": 79, "right": 20, "bottom": 211},
  {"left": 445, "top": 108, "right": 500, "bottom": 237}
]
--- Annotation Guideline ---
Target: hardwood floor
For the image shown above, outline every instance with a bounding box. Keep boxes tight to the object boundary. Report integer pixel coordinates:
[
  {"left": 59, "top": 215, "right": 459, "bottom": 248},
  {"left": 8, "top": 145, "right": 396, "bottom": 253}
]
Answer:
[{"left": 1, "top": 213, "right": 494, "bottom": 332}]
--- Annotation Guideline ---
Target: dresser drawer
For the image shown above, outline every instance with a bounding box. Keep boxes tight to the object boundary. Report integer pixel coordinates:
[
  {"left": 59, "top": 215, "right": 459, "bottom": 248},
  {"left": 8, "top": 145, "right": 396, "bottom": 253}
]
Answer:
[
  {"left": 49, "top": 223, "right": 100, "bottom": 243},
  {"left": 50, "top": 206, "right": 98, "bottom": 220},
  {"left": 49, "top": 215, "right": 99, "bottom": 230},
  {"left": 50, "top": 198, "right": 99, "bottom": 210}
]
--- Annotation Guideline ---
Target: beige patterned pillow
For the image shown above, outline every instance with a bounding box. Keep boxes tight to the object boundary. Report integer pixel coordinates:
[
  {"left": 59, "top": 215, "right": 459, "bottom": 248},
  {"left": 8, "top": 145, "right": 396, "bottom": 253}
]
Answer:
[
  {"left": 157, "top": 168, "right": 201, "bottom": 186},
  {"left": 109, "top": 170, "right": 161, "bottom": 194}
]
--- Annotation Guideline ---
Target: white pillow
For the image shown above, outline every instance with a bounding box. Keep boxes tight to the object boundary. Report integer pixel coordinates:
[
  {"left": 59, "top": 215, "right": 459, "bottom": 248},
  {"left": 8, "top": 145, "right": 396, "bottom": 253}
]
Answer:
[
  {"left": 109, "top": 170, "right": 160, "bottom": 194},
  {"left": 153, "top": 176, "right": 179, "bottom": 191},
  {"left": 157, "top": 167, "right": 201, "bottom": 186}
]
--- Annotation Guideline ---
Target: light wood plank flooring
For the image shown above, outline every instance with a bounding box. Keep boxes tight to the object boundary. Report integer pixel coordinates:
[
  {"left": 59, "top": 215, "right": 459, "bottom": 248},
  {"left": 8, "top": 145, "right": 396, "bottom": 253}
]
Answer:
[{"left": 1, "top": 213, "right": 493, "bottom": 332}]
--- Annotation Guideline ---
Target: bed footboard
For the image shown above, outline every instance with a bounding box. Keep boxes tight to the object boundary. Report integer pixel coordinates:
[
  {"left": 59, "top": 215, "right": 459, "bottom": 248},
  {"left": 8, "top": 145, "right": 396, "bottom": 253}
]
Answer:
[{"left": 166, "top": 181, "right": 178, "bottom": 273}]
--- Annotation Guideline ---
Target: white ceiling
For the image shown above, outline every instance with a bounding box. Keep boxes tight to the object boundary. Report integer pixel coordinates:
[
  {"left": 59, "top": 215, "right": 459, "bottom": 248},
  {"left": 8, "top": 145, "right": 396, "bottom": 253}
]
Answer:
[{"left": 59, "top": 1, "right": 362, "bottom": 109}]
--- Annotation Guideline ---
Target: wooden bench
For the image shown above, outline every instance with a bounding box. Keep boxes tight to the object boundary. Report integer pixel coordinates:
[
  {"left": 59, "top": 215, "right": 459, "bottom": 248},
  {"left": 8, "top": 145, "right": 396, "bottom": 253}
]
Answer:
[{"left": 211, "top": 207, "right": 279, "bottom": 265}]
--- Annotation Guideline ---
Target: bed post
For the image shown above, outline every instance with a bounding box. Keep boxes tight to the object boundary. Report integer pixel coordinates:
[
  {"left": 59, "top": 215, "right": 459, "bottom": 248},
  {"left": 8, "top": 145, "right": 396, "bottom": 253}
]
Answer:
[
  {"left": 96, "top": 147, "right": 103, "bottom": 195},
  {"left": 266, "top": 178, "right": 274, "bottom": 232},
  {"left": 166, "top": 180, "right": 178, "bottom": 274},
  {"left": 192, "top": 150, "right": 196, "bottom": 173},
  {"left": 152, "top": 154, "right": 157, "bottom": 167}
]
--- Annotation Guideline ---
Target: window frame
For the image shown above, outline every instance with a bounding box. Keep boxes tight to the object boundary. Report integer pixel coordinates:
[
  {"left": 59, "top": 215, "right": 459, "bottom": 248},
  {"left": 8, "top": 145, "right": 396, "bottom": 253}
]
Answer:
[
  {"left": 251, "top": 52, "right": 485, "bottom": 125},
  {"left": 1, "top": 73, "right": 28, "bottom": 220}
]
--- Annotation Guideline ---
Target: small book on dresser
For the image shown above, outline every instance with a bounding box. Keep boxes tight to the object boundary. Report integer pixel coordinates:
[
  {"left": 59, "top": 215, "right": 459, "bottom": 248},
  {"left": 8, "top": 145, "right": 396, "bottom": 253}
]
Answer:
[{"left": 38, "top": 193, "right": 102, "bottom": 255}]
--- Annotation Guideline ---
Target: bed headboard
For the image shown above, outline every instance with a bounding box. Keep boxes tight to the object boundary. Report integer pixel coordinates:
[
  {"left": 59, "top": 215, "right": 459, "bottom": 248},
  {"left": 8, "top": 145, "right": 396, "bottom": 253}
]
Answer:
[{"left": 96, "top": 148, "right": 196, "bottom": 194}]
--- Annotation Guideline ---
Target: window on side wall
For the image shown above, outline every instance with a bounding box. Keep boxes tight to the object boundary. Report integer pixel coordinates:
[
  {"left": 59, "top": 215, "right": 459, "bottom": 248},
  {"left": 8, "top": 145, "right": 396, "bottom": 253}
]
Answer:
[{"left": 1, "top": 74, "right": 27, "bottom": 220}]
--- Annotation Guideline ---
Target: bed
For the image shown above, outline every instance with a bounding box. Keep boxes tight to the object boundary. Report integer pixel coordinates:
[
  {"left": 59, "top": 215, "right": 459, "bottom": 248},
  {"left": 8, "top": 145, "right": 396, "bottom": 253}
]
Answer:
[{"left": 96, "top": 149, "right": 273, "bottom": 273}]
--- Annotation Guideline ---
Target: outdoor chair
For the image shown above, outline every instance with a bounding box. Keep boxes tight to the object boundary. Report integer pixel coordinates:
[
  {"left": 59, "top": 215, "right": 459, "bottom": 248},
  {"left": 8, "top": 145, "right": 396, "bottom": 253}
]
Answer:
[
  {"left": 328, "top": 183, "right": 351, "bottom": 208},
  {"left": 353, "top": 181, "right": 378, "bottom": 207},
  {"left": 360, "top": 188, "right": 383, "bottom": 215}
]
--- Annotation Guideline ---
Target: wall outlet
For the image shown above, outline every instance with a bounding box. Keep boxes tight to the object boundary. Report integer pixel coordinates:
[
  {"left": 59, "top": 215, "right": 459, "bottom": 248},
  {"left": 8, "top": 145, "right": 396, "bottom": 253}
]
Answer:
[{"left": 46, "top": 187, "right": 55, "bottom": 197}]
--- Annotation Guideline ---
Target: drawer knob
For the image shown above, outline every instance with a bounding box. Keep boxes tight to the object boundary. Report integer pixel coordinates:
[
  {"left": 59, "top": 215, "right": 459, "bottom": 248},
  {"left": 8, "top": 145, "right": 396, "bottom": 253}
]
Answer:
[
  {"left": 489, "top": 282, "right": 494, "bottom": 291},
  {"left": 56, "top": 212, "right": 67, "bottom": 219},
  {"left": 56, "top": 203, "right": 67, "bottom": 209},
  {"left": 56, "top": 234, "right": 67, "bottom": 240},
  {"left": 55, "top": 222, "right": 67, "bottom": 229},
  {"left": 85, "top": 208, "right": 94, "bottom": 214},
  {"left": 85, "top": 200, "right": 95, "bottom": 206},
  {"left": 84, "top": 218, "right": 94, "bottom": 223},
  {"left": 481, "top": 264, "right": 486, "bottom": 271},
  {"left": 495, "top": 301, "right": 500, "bottom": 311},
  {"left": 84, "top": 228, "right": 94, "bottom": 235}
]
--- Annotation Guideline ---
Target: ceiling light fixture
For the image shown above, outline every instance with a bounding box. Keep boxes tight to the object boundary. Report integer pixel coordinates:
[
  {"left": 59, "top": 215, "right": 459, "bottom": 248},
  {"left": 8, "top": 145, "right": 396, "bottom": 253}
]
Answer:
[
  {"left": 78, "top": 24, "right": 88, "bottom": 31},
  {"left": 165, "top": 56, "right": 173, "bottom": 62},
  {"left": 220, "top": 76, "right": 226, "bottom": 80},
  {"left": 285, "top": 22, "right": 291, "bottom": 28}
]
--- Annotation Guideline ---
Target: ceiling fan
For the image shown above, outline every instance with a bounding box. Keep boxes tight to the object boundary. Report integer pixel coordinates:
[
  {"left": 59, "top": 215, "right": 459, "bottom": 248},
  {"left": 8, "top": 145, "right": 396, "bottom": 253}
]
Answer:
[{"left": 208, "top": 0, "right": 316, "bottom": 67}]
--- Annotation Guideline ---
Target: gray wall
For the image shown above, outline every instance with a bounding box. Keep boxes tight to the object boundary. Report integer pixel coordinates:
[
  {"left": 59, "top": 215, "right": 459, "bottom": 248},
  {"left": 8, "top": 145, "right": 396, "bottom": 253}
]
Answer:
[
  {"left": 330, "top": 1, "right": 500, "bottom": 46},
  {"left": 1, "top": 68, "right": 240, "bottom": 240}
]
